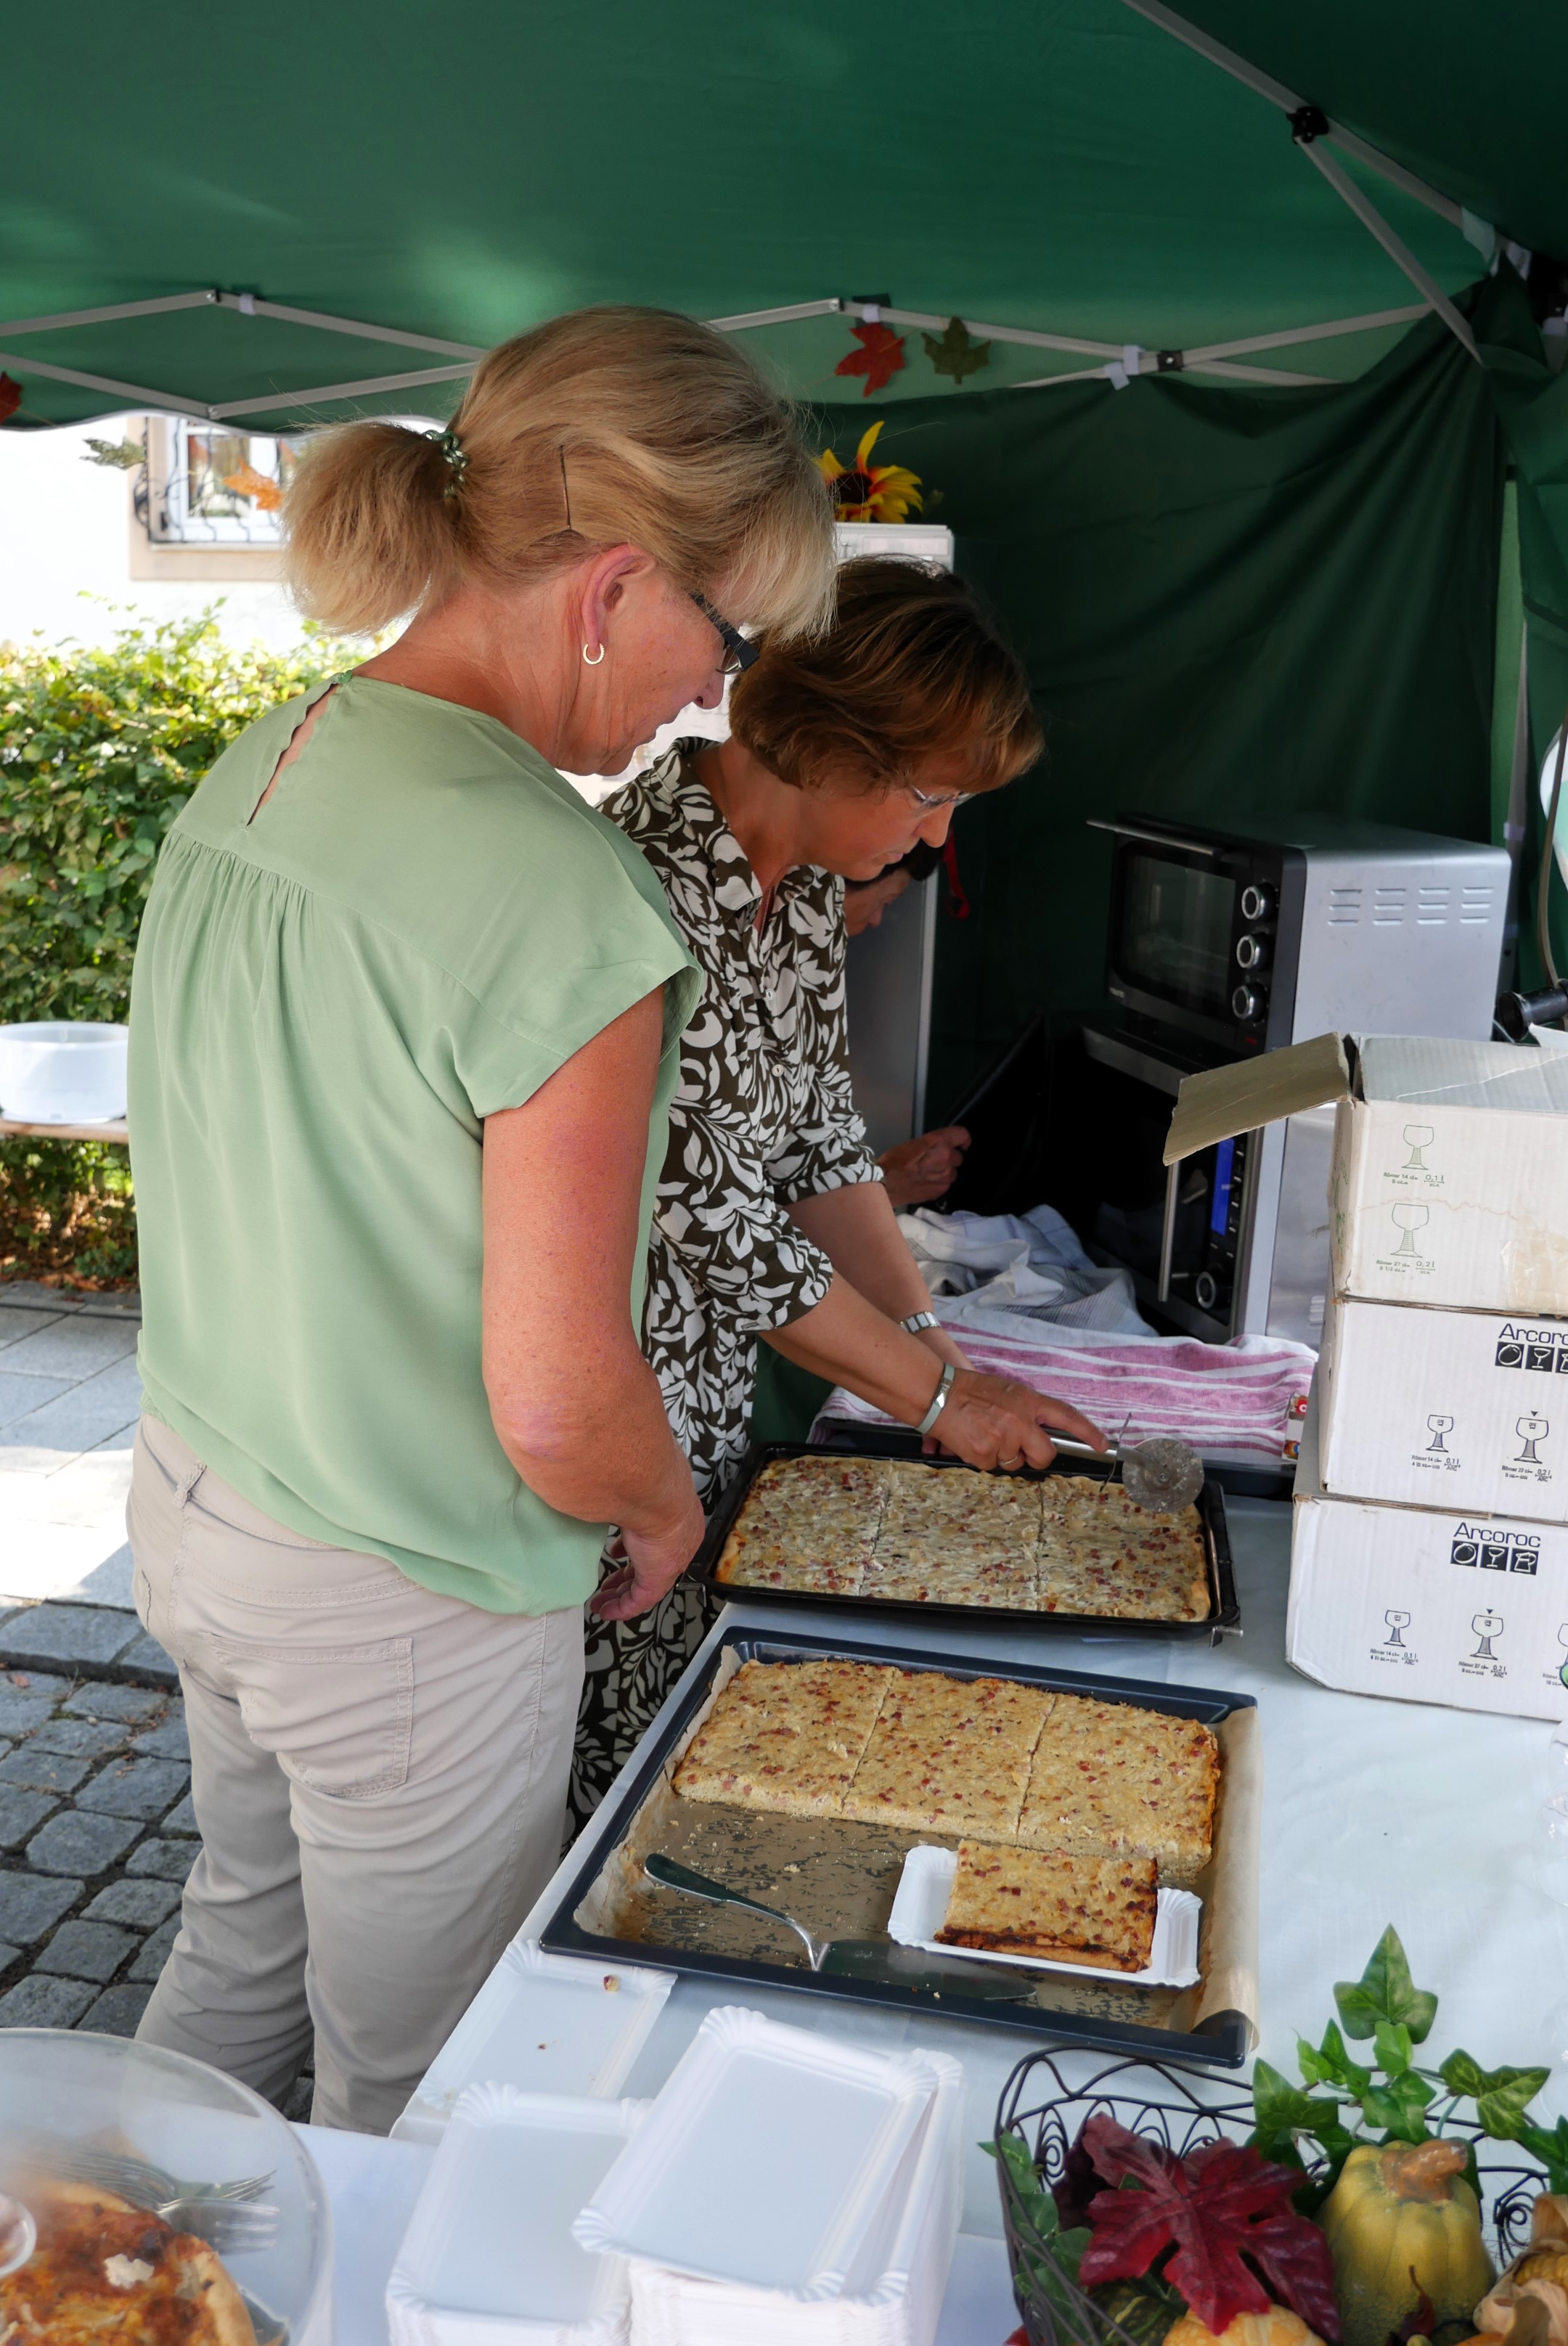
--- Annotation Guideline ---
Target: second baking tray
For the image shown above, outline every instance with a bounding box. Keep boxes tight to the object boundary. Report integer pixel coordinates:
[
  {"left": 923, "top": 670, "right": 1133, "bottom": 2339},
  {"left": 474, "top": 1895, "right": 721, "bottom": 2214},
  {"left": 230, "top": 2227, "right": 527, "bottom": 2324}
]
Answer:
[
  {"left": 539, "top": 1626, "right": 1260, "bottom": 2068},
  {"left": 693, "top": 1433, "right": 1240, "bottom": 1643}
]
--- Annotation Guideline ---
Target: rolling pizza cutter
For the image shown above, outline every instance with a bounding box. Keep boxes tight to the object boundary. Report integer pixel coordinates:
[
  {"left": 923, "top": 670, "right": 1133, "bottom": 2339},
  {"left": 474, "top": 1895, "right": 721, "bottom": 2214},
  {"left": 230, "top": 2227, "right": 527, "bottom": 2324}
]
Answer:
[
  {"left": 642, "top": 1853, "right": 1041, "bottom": 2000},
  {"left": 1048, "top": 1427, "right": 1205, "bottom": 1513}
]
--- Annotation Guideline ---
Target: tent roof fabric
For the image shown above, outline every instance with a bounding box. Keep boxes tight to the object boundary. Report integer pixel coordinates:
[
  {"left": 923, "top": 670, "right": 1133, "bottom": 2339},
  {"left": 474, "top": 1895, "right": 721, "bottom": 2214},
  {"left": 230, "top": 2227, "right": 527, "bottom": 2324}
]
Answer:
[{"left": 6, "top": 1, "right": 1562, "bottom": 431}]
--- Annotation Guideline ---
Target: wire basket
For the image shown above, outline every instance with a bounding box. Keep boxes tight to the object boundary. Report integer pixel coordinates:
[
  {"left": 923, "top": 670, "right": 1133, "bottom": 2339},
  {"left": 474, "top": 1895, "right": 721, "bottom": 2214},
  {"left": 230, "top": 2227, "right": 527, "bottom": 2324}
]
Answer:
[{"left": 993, "top": 2049, "right": 1546, "bottom": 2346}]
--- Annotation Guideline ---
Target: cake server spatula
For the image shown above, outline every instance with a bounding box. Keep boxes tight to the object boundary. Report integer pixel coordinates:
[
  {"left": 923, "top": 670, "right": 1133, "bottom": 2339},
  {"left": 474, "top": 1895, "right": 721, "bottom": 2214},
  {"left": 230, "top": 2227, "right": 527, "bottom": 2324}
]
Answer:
[{"left": 642, "top": 1852, "right": 1040, "bottom": 1999}]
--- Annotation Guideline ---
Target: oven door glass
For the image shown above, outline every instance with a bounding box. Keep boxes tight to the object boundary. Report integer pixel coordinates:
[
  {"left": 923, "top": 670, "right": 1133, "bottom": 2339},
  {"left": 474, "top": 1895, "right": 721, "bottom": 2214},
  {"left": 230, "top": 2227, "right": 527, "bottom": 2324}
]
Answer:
[{"left": 1116, "top": 852, "right": 1238, "bottom": 1023}]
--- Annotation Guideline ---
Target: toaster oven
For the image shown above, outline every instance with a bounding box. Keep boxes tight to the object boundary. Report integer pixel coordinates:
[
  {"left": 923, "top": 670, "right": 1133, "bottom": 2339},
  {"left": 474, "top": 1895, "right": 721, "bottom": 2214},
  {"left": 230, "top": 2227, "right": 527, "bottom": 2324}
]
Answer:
[{"left": 1083, "top": 812, "right": 1510, "bottom": 1346}]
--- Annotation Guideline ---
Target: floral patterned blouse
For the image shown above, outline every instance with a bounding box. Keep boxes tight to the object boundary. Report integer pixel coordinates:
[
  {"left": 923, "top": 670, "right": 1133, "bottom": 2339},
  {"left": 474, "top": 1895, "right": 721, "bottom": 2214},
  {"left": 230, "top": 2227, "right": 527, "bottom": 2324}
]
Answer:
[{"left": 603, "top": 742, "right": 882, "bottom": 1500}]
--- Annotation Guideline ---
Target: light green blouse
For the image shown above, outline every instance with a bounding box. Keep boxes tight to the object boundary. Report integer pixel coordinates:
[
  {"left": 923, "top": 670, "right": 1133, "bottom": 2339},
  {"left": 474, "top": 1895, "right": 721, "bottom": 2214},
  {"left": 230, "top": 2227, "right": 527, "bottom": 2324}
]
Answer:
[{"left": 128, "top": 678, "right": 700, "bottom": 1614}]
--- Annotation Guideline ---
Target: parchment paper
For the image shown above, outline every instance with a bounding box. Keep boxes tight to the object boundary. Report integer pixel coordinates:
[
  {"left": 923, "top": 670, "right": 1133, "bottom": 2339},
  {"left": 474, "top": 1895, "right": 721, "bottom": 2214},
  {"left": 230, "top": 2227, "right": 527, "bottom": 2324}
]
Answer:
[{"left": 573, "top": 1647, "right": 1262, "bottom": 2041}]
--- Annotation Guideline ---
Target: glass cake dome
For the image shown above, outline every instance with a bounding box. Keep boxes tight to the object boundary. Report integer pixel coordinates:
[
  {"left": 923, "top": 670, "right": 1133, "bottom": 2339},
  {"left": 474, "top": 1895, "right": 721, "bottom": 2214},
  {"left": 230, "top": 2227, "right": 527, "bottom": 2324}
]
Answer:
[{"left": 0, "top": 2030, "right": 332, "bottom": 2344}]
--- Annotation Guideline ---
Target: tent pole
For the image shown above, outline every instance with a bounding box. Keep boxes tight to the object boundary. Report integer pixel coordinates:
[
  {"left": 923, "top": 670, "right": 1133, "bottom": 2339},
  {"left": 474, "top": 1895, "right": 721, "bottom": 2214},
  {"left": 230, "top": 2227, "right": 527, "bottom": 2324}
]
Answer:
[
  {"left": 1114, "top": 0, "right": 1473, "bottom": 234},
  {"left": 211, "top": 361, "right": 478, "bottom": 419},
  {"left": 0, "top": 292, "right": 219, "bottom": 338},
  {"left": 0, "top": 349, "right": 210, "bottom": 418},
  {"left": 1293, "top": 136, "right": 1479, "bottom": 361},
  {"left": 210, "top": 292, "right": 484, "bottom": 359}
]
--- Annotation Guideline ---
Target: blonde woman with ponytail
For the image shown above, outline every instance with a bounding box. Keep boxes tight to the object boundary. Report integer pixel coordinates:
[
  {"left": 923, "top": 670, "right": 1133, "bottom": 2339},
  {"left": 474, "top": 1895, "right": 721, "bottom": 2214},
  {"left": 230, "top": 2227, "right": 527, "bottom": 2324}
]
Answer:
[{"left": 123, "top": 306, "right": 835, "bottom": 2132}]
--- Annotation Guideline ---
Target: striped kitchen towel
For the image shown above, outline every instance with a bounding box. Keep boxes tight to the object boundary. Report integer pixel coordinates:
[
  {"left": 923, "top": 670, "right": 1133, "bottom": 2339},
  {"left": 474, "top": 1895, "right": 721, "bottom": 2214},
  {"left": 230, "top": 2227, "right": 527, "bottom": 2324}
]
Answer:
[{"left": 812, "top": 1319, "right": 1316, "bottom": 1464}]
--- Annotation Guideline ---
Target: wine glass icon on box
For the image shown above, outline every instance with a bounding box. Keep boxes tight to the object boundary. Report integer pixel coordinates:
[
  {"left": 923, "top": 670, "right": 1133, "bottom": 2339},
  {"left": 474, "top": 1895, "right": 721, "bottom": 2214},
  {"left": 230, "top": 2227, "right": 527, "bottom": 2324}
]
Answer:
[
  {"left": 1392, "top": 1203, "right": 1429, "bottom": 1257},
  {"left": 1384, "top": 1609, "right": 1411, "bottom": 1648},
  {"left": 1517, "top": 1413, "right": 1551, "bottom": 1465},
  {"left": 1402, "top": 1123, "right": 1435, "bottom": 1170},
  {"left": 1426, "top": 1414, "right": 1454, "bottom": 1453},
  {"left": 1472, "top": 1610, "right": 1504, "bottom": 1659}
]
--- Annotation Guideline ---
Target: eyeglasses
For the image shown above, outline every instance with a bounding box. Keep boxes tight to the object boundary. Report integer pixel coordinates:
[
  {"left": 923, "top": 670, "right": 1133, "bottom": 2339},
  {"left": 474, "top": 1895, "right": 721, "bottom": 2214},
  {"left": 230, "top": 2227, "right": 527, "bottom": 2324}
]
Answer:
[
  {"left": 907, "top": 782, "right": 976, "bottom": 812},
  {"left": 690, "top": 589, "right": 759, "bottom": 677}
]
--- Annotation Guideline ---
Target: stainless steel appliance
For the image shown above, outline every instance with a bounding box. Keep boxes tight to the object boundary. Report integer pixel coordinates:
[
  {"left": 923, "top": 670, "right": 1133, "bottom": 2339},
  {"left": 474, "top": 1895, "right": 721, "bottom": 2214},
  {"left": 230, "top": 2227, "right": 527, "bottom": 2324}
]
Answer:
[
  {"left": 1082, "top": 812, "right": 1510, "bottom": 1346},
  {"left": 844, "top": 870, "right": 938, "bottom": 1158}
]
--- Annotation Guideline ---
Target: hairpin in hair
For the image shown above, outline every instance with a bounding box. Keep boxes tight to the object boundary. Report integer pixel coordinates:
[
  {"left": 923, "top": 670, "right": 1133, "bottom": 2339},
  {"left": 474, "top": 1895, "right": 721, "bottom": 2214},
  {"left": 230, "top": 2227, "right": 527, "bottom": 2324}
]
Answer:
[{"left": 426, "top": 426, "right": 469, "bottom": 500}]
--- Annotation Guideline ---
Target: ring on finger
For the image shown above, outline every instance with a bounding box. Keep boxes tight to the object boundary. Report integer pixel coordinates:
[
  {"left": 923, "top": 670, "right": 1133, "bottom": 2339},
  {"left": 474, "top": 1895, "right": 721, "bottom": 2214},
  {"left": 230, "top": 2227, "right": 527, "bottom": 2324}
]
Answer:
[{"left": 998, "top": 1452, "right": 1024, "bottom": 1471}]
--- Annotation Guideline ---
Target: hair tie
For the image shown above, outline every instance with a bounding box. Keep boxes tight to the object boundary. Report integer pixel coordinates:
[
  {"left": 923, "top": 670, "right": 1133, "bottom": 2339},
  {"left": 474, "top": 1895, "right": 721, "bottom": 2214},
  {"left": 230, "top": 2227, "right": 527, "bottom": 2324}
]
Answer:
[{"left": 426, "top": 426, "right": 469, "bottom": 500}]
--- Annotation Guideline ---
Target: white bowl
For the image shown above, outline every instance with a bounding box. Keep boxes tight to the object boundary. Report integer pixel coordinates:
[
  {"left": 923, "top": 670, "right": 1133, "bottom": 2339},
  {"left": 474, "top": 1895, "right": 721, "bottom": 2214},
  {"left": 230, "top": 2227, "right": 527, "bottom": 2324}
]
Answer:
[{"left": 0, "top": 1023, "right": 128, "bottom": 1124}]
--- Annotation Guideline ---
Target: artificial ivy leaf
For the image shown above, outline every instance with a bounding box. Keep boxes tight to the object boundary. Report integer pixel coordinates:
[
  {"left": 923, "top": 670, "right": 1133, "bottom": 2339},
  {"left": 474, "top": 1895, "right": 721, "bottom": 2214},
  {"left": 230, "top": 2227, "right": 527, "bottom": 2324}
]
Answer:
[
  {"left": 1077, "top": 2114, "right": 1341, "bottom": 2341},
  {"left": 1360, "top": 2071, "right": 1434, "bottom": 2143},
  {"left": 1250, "top": 2061, "right": 1352, "bottom": 2166},
  {"left": 1437, "top": 2051, "right": 1548, "bottom": 2138},
  {"left": 1299, "top": 2022, "right": 1373, "bottom": 2098},
  {"left": 922, "top": 315, "right": 992, "bottom": 384},
  {"left": 1477, "top": 2069, "right": 1550, "bottom": 2141},
  {"left": 1519, "top": 2117, "right": 1568, "bottom": 2195},
  {"left": 1335, "top": 1927, "right": 1440, "bottom": 2044},
  {"left": 1374, "top": 2021, "right": 1415, "bottom": 2076},
  {"left": 834, "top": 319, "right": 907, "bottom": 397}
]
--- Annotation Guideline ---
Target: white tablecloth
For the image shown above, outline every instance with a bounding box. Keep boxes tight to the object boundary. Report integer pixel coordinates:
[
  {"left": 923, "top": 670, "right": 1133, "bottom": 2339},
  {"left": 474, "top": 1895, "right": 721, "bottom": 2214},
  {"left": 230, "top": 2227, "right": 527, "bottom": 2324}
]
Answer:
[{"left": 320, "top": 1495, "right": 1568, "bottom": 2342}]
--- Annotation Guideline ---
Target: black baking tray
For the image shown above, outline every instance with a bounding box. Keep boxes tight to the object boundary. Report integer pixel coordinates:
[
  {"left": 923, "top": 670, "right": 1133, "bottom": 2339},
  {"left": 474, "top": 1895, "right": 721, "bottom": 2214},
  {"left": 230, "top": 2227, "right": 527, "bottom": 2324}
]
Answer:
[
  {"left": 539, "top": 1625, "right": 1257, "bottom": 2067},
  {"left": 690, "top": 1433, "right": 1241, "bottom": 1643}
]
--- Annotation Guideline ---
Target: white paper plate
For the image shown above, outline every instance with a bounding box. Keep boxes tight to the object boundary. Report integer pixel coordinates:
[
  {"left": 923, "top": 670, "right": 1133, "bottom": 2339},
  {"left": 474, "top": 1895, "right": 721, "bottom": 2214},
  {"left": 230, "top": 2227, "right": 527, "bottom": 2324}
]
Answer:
[
  {"left": 619, "top": 2050, "right": 965, "bottom": 2345},
  {"left": 571, "top": 2006, "right": 947, "bottom": 2301},
  {"left": 886, "top": 1845, "right": 1201, "bottom": 1988},
  {"left": 393, "top": 1941, "right": 672, "bottom": 2143},
  {"left": 387, "top": 2083, "right": 648, "bottom": 2345}
]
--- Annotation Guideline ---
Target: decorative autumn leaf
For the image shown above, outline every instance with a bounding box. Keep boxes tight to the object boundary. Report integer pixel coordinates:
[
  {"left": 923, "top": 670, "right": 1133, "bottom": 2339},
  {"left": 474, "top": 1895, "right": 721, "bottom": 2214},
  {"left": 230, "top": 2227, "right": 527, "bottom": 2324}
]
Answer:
[
  {"left": 1249, "top": 2059, "right": 1356, "bottom": 2170},
  {"left": 923, "top": 314, "right": 991, "bottom": 385},
  {"left": 835, "top": 319, "right": 906, "bottom": 396},
  {"left": 221, "top": 463, "right": 283, "bottom": 511},
  {"left": 1357, "top": 2071, "right": 1434, "bottom": 2145},
  {"left": 0, "top": 374, "right": 22, "bottom": 423},
  {"left": 1050, "top": 2126, "right": 1105, "bottom": 2231},
  {"left": 1334, "top": 1926, "right": 1438, "bottom": 2045},
  {"left": 1393, "top": 2280, "right": 1438, "bottom": 2343},
  {"left": 1077, "top": 2114, "right": 1341, "bottom": 2342}
]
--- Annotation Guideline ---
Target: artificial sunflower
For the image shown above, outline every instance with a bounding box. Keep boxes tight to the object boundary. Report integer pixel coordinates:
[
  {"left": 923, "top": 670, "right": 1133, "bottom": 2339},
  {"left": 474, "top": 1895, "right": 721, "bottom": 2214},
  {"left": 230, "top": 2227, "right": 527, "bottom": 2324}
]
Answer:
[{"left": 815, "top": 421, "right": 924, "bottom": 523}]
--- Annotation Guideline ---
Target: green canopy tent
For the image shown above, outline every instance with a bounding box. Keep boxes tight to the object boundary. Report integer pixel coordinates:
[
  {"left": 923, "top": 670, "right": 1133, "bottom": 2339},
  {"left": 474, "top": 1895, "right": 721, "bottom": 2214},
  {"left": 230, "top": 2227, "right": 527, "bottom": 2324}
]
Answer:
[{"left": 9, "top": 0, "right": 1568, "bottom": 1098}]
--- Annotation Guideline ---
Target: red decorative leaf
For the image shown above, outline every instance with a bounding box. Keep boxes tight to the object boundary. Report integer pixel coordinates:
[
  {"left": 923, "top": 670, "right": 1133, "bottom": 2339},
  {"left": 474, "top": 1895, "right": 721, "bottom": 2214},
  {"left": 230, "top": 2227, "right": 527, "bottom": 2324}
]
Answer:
[
  {"left": 1394, "top": 2279, "right": 1437, "bottom": 2343},
  {"left": 0, "top": 375, "right": 22, "bottom": 423},
  {"left": 835, "top": 320, "right": 906, "bottom": 396},
  {"left": 1077, "top": 2116, "right": 1340, "bottom": 2342}
]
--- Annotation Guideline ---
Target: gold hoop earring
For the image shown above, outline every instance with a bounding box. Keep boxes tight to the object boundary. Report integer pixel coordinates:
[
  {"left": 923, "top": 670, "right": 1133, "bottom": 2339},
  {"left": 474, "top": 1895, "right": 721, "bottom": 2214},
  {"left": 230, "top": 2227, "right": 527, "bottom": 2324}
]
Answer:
[{"left": 581, "top": 643, "right": 605, "bottom": 667}]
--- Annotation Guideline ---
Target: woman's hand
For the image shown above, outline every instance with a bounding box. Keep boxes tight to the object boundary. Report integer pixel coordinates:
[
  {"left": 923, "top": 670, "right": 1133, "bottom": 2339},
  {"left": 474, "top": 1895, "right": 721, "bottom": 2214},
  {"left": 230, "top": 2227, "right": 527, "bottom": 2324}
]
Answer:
[
  {"left": 929, "top": 1370, "right": 1106, "bottom": 1474},
  {"left": 589, "top": 1492, "right": 709, "bottom": 1621},
  {"left": 876, "top": 1125, "right": 971, "bottom": 1209}
]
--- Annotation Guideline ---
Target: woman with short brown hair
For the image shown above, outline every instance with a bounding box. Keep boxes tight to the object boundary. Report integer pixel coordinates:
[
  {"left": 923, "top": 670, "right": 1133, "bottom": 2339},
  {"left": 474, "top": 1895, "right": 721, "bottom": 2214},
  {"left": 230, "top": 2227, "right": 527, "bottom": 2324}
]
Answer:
[
  {"left": 574, "top": 558, "right": 1103, "bottom": 1817},
  {"left": 126, "top": 305, "right": 835, "bottom": 2130}
]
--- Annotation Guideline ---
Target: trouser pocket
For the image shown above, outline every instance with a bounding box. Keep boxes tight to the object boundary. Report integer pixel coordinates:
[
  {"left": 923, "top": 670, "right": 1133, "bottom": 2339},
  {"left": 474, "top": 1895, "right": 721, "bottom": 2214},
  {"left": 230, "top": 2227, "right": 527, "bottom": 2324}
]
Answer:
[{"left": 205, "top": 1633, "right": 415, "bottom": 1798}]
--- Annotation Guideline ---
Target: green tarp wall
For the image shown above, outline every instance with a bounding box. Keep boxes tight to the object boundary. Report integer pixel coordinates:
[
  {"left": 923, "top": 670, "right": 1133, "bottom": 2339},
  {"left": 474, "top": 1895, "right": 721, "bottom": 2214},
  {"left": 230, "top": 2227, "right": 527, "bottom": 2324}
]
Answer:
[{"left": 817, "top": 274, "right": 1568, "bottom": 1111}]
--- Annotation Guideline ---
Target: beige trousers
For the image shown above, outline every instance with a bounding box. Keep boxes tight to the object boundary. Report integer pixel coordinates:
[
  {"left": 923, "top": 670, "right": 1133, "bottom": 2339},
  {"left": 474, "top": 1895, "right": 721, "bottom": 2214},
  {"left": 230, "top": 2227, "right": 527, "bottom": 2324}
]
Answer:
[{"left": 127, "top": 1415, "right": 584, "bottom": 2134}]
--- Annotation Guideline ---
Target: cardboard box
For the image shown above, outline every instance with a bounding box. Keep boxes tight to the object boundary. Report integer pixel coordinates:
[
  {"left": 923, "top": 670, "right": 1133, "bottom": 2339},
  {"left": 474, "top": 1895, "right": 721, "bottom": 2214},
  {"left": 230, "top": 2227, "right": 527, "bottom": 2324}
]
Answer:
[
  {"left": 1166, "top": 1031, "right": 1568, "bottom": 1315},
  {"left": 1318, "top": 1292, "right": 1568, "bottom": 1521},
  {"left": 1289, "top": 1387, "right": 1568, "bottom": 1720}
]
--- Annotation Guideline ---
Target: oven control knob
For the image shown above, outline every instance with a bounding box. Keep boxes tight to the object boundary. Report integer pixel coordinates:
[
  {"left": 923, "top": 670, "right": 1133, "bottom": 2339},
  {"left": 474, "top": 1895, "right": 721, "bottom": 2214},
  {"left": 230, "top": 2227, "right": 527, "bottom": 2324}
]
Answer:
[
  {"left": 1235, "top": 932, "right": 1270, "bottom": 971},
  {"left": 1240, "top": 882, "right": 1275, "bottom": 923},
  {"left": 1233, "top": 981, "right": 1266, "bottom": 1022},
  {"left": 1195, "top": 1270, "right": 1220, "bottom": 1310}
]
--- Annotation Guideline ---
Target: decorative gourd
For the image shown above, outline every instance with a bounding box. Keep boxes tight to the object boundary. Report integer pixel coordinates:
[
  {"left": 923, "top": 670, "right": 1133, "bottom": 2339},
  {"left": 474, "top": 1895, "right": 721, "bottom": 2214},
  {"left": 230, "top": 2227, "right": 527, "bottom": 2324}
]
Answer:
[
  {"left": 1469, "top": 2194, "right": 1568, "bottom": 2345},
  {"left": 1323, "top": 2141, "right": 1495, "bottom": 2346},
  {"left": 1164, "top": 2308, "right": 1327, "bottom": 2346}
]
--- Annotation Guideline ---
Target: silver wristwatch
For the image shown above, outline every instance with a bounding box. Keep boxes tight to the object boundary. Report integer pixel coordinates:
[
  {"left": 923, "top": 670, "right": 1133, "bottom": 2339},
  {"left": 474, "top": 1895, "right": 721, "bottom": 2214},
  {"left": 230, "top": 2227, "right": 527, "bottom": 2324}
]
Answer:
[
  {"left": 915, "top": 1360, "right": 957, "bottom": 1437},
  {"left": 900, "top": 1310, "right": 939, "bottom": 1334}
]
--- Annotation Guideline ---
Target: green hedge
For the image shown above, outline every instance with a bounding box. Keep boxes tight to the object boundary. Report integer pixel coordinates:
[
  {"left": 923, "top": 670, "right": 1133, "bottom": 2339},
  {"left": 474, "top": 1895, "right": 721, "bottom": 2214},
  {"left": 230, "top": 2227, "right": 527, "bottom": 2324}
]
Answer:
[{"left": 0, "top": 611, "right": 338, "bottom": 1287}]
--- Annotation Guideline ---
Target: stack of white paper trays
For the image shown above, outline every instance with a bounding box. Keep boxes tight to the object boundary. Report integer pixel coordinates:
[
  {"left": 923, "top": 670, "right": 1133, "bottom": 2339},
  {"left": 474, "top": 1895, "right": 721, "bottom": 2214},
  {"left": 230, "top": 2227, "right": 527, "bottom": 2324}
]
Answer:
[
  {"left": 387, "top": 2082, "right": 648, "bottom": 2345},
  {"left": 571, "top": 2006, "right": 963, "bottom": 2346},
  {"left": 393, "top": 1941, "right": 672, "bottom": 2143}
]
